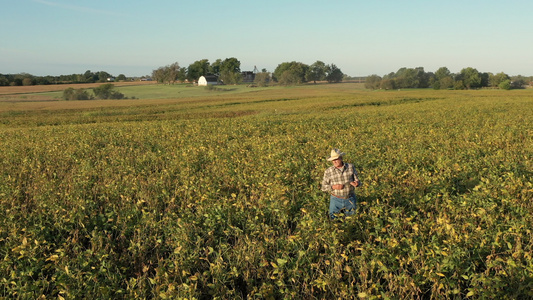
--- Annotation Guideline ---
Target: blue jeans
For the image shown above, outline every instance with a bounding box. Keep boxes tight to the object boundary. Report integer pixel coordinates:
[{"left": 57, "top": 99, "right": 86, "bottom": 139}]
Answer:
[{"left": 329, "top": 194, "right": 356, "bottom": 219}]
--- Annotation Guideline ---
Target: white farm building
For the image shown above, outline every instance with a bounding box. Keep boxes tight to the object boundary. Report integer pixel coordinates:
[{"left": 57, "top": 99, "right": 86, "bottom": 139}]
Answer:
[{"left": 198, "top": 75, "right": 219, "bottom": 86}]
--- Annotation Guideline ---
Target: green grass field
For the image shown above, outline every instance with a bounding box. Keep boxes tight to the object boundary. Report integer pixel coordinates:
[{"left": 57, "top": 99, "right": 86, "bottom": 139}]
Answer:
[
  {"left": 0, "top": 83, "right": 532, "bottom": 299},
  {"left": 0, "top": 82, "right": 273, "bottom": 102}
]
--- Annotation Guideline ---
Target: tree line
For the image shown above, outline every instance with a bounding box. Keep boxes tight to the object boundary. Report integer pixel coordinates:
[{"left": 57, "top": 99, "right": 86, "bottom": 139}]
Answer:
[
  {"left": 3, "top": 63, "right": 531, "bottom": 89},
  {"left": 151, "top": 58, "right": 244, "bottom": 85},
  {"left": 62, "top": 84, "right": 128, "bottom": 101},
  {"left": 0, "top": 70, "right": 131, "bottom": 86},
  {"left": 273, "top": 61, "right": 343, "bottom": 85},
  {"left": 151, "top": 58, "right": 344, "bottom": 86},
  {"left": 365, "top": 67, "right": 532, "bottom": 90}
]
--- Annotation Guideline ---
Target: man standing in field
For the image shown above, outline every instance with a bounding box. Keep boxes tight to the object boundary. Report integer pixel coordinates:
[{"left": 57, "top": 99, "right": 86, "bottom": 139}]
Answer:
[{"left": 321, "top": 148, "right": 361, "bottom": 219}]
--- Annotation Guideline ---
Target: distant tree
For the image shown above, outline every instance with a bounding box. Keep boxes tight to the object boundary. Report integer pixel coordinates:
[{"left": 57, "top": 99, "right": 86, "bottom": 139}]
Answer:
[
  {"left": 220, "top": 57, "right": 240, "bottom": 74},
  {"left": 167, "top": 62, "right": 180, "bottom": 84},
  {"left": 12, "top": 78, "right": 23, "bottom": 86},
  {"left": 489, "top": 72, "right": 510, "bottom": 87},
  {"left": 391, "top": 68, "right": 409, "bottom": 88},
  {"left": 510, "top": 75, "right": 527, "bottom": 89},
  {"left": 152, "top": 67, "right": 165, "bottom": 83},
  {"left": 434, "top": 67, "right": 451, "bottom": 81},
  {"left": 499, "top": 80, "right": 511, "bottom": 90},
  {"left": 431, "top": 79, "right": 441, "bottom": 90},
  {"left": 433, "top": 67, "right": 451, "bottom": 89},
  {"left": 325, "top": 64, "right": 344, "bottom": 83},
  {"left": 93, "top": 84, "right": 124, "bottom": 99},
  {"left": 84, "top": 70, "right": 97, "bottom": 83},
  {"left": 383, "top": 72, "right": 395, "bottom": 80},
  {"left": 178, "top": 67, "right": 187, "bottom": 82},
  {"left": 278, "top": 70, "right": 303, "bottom": 85},
  {"left": 273, "top": 61, "right": 308, "bottom": 84},
  {"left": 480, "top": 72, "right": 490, "bottom": 87},
  {"left": 431, "top": 67, "right": 454, "bottom": 89},
  {"left": 152, "top": 62, "right": 180, "bottom": 84},
  {"left": 401, "top": 68, "right": 419, "bottom": 87},
  {"left": 0, "top": 76, "right": 9, "bottom": 86},
  {"left": 254, "top": 72, "right": 271, "bottom": 87},
  {"left": 116, "top": 74, "right": 127, "bottom": 81},
  {"left": 439, "top": 76, "right": 455, "bottom": 89},
  {"left": 380, "top": 78, "right": 395, "bottom": 90},
  {"left": 187, "top": 59, "right": 210, "bottom": 82},
  {"left": 305, "top": 61, "right": 326, "bottom": 84},
  {"left": 272, "top": 62, "right": 290, "bottom": 82},
  {"left": 219, "top": 57, "right": 241, "bottom": 84},
  {"left": 391, "top": 67, "right": 428, "bottom": 88},
  {"left": 75, "top": 74, "right": 85, "bottom": 83},
  {"left": 97, "top": 71, "right": 112, "bottom": 83},
  {"left": 220, "top": 70, "right": 242, "bottom": 85},
  {"left": 22, "top": 77, "right": 33, "bottom": 86},
  {"left": 35, "top": 76, "right": 53, "bottom": 85},
  {"left": 63, "top": 87, "right": 75, "bottom": 100},
  {"left": 425, "top": 71, "right": 435, "bottom": 88},
  {"left": 365, "top": 74, "right": 382, "bottom": 90},
  {"left": 210, "top": 59, "right": 222, "bottom": 76},
  {"left": 63, "top": 87, "right": 92, "bottom": 100},
  {"left": 415, "top": 67, "right": 430, "bottom": 88},
  {"left": 454, "top": 80, "right": 465, "bottom": 90},
  {"left": 459, "top": 67, "right": 482, "bottom": 89}
]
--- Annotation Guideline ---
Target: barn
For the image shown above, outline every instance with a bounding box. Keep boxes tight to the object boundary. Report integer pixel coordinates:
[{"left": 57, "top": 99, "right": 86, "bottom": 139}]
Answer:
[
  {"left": 198, "top": 75, "right": 219, "bottom": 86},
  {"left": 241, "top": 71, "right": 255, "bottom": 83}
]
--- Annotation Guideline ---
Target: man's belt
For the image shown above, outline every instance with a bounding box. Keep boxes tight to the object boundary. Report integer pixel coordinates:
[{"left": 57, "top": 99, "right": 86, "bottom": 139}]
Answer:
[{"left": 331, "top": 193, "right": 353, "bottom": 199}]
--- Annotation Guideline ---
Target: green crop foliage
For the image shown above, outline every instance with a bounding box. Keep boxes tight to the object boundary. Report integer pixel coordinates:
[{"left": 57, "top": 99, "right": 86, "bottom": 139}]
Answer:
[{"left": 0, "top": 84, "right": 532, "bottom": 299}]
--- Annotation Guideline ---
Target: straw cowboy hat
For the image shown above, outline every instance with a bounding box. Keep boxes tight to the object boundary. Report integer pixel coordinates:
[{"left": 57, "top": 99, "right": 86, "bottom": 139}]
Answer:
[{"left": 327, "top": 148, "right": 345, "bottom": 161}]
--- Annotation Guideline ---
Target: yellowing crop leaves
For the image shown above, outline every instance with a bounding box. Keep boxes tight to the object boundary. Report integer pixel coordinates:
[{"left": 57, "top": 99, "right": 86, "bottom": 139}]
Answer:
[{"left": 0, "top": 84, "right": 532, "bottom": 298}]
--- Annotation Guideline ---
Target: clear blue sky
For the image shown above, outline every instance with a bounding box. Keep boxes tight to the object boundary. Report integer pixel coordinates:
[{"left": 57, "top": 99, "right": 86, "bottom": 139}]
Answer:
[{"left": 2, "top": 0, "right": 532, "bottom": 77}]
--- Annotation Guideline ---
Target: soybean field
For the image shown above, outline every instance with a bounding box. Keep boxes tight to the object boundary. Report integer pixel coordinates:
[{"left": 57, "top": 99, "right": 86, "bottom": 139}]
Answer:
[{"left": 1, "top": 83, "right": 532, "bottom": 299}]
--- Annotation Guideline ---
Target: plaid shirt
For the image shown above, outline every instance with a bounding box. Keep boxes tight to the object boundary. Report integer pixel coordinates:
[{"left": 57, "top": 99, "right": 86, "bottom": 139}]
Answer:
[{"left": 321, "top": 163, "right": 359, "bottom": 198}]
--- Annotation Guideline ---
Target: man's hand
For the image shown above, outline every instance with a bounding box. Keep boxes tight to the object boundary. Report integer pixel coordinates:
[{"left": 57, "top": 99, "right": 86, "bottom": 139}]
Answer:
[
  {"left": 349, "top": 180, "right": 360, "bottom": 187},
  {"left": 331, "top": 184, "right": 344, "bottom": 190}
]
